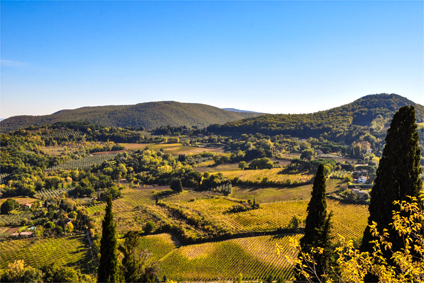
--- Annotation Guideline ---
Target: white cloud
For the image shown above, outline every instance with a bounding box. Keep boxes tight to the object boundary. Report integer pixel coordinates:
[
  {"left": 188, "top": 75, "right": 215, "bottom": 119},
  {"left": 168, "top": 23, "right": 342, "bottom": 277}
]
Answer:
[{"left": 1, "top": 60, "right": 28, "bottom": 67}]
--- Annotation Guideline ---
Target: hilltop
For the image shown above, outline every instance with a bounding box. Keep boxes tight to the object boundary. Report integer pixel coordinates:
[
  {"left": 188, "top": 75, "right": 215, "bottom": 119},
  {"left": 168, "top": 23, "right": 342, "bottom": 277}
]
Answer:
[
  {"left": 0, "top": 101, "right": 261, "bottom": 132},
  {"left": 209, "top": 93, "right": 424, "bottom": 143}
]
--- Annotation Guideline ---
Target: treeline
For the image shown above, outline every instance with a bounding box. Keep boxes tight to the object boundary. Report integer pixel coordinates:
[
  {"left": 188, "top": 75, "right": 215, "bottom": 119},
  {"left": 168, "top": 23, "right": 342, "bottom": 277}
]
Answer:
[{"left": 208, "top": 94, "right": 424, "bottom": 145}]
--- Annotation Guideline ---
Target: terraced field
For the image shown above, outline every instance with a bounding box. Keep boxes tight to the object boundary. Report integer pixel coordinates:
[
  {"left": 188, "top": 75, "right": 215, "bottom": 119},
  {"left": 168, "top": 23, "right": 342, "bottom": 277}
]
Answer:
[
  {"left": 0, "top": 235, "right": 90, "bottom": 270},
  {"left": 158, "top": 234, "right": 300, "bottom": 281}
]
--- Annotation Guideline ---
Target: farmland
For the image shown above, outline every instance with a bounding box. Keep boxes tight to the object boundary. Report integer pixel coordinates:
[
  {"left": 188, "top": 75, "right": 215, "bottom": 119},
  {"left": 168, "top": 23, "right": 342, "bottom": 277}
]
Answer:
[
  {"left": 220, "top": 168, "right": 314, "bottom": 185},
  {"left": 0, "top": 235, "right": 93, "bottom": 271},
  {"left": 36, "top": 187, "right": 75, "bottom": 199},
  {"left": 45, "top": 152, "right": 119, "bottom": 171},
  {"left": 158, "top": 234, "right": 300, "bottom": 281}
]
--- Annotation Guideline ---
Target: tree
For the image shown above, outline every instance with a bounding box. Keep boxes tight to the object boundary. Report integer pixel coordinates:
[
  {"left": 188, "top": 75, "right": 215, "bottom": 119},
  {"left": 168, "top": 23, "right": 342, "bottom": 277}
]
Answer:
[
  {"left": 1, "top": 199, "right": 15, "bottom": 215},
  {"left": 144, "top": 221, "right": 156, "bottom": 234},
  {"left": 98, "top": 194, "right": 120, "bottom": 283},
  {"left": 65, "top": 222, "right": 74, "bottom": 233},
  {"left": 299, "top": 164, "right": 333, "bottom": 280},
  {"left": 118, "top": 231, "right": 158, "bottom": 283},
  {"left": 238, "top": 161, "right": 247, "bottom": 170},
  {"left": 170, "top": 178, "right": 183, "bottom": 193},
  {"left": 360, "top": 106, "right": 423, "bottom": 270}
]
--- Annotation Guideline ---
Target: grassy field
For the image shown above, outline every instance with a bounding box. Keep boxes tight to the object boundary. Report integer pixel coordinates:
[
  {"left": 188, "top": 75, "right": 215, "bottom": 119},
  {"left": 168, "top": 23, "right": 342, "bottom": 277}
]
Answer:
[
  {"left": 0, "top": 197, "right": 38, "bottom": 206},
  {"left": 220, "top": 168, "right": 314, "bottom": 184},
  {"left": 0, "top": 235, "right": 94, "bottom": 272},
  {"left": 158, "top": 234, "right": 300, "bottom": 281}
]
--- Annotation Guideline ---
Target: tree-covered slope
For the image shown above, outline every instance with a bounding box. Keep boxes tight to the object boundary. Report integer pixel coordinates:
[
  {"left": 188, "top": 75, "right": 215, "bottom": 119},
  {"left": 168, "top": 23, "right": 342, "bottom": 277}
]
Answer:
[
  {"left": 208, "top": 94, "right": 424, "bottom": 143},
  {"left": 0, "top": 101, "right": 261, "bottom": 132}
]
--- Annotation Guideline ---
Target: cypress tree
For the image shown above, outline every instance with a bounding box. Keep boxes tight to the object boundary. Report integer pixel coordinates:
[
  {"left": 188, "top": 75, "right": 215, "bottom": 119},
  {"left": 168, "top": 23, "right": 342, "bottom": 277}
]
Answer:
[
  {"left": 98, "top": 194, "right": 120, "bottom": 283},
  {"left": 300, "top": 164, "right": 333, "bottom": 280},
  {"left": 360, "top": 106, "right": 423, "bottom": 267}
]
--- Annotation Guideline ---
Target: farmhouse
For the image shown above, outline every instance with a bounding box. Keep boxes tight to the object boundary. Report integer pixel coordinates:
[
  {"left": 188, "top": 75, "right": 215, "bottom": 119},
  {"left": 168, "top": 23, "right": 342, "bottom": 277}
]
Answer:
[{"left": 11, "top": 232, "right": 34, "bottom": 238}]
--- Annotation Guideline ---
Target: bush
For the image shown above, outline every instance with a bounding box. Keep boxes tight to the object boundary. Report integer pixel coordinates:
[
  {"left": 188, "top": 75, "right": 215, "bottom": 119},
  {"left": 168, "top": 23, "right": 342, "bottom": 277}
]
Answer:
[{"left": 144, "top": 221, "right": 156, "bottom": 234}]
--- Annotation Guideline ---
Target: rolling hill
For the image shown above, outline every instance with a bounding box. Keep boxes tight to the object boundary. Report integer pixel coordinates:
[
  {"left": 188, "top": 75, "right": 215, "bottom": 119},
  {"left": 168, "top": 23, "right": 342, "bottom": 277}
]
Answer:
[
  {"left": 209, "top": 93, "right": 424, "bottom": 144},
  {"left": 0, "top": 101, "right": 262, "bottom": 132}
]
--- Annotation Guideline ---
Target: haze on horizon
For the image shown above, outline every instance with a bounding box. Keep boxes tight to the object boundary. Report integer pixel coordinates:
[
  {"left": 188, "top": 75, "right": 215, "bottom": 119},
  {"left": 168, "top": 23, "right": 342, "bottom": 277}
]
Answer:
[{"left": 1, "top": 1, "right": 423, "bottom": 119}]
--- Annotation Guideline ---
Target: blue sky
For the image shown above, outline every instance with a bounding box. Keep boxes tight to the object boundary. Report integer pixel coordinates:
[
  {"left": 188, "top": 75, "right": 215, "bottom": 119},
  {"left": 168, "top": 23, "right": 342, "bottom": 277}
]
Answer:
[{"left": 1, "top": 1, "right": 423, "bottom": 118}]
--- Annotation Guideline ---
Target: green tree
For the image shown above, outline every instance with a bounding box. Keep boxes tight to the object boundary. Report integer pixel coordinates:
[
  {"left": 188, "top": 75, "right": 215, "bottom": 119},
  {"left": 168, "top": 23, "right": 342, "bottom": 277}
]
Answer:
[
  {"left": 1, "top": 199, "right": 15, "bottom": 215},
  {"left": 299, "top": 164, "right": 333, "bottom": 281},
  {"left": 144, "top": 221, "right": 156, "bottom": 234},
  {"left": 360, "top": 106, "right": 423, "bottom": 271},
  {"left": 98, "top": 194, "right": 120, "bottom": 283},
  {"left": 238, "top": 161, "right": 247, "bottom": 170},
  {"left": 118, "top": 231, "right": 141, "bottom": 283},
  {"left": 170, "top": 178, "right": 183, "bottom": 193}
]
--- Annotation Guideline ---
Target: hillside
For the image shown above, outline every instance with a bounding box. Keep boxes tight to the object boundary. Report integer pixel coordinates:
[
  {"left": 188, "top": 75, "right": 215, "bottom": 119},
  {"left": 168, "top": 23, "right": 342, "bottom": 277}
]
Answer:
[
  {"left": 209, "top": 93, "right": 424, "bottom": 143},
  {"left": 0, "top": 101, "right": 261, "bottom": 132}
]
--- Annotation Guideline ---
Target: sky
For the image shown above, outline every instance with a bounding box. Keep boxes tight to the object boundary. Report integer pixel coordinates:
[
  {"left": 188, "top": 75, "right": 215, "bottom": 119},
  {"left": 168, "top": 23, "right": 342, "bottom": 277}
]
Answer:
[{"left": 1, "top": 0, "right": 423, "bottom": 119}]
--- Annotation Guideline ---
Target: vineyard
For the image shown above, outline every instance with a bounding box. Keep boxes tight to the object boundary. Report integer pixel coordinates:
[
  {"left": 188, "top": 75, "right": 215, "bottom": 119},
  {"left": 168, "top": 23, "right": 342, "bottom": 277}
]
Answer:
[
  {"left": 138, "top": 233, "right": 177, "bottom": 263},
  {"left": 158, "top": 234, "right": 300, "bottom": 281},
  {"left": 0, "top": 235, "right": 90, "bottom": 270},
  {"left": 0, "top": 212, "right": 33, "bottom": 226},
  {"left": 231, "top": 179, "right": 343, "bottom": 203},
  {"left": 41, "top": 130, "right": 82, "bottom": 139},
  {"left": 36, "top": 187, "right": 75, "bottom": 199},
  {"left": 330, "top": 170, "right": 348, "bottom": 179},
  {"left": 45, "top": 153, "right": 119, "bottom": 171}
]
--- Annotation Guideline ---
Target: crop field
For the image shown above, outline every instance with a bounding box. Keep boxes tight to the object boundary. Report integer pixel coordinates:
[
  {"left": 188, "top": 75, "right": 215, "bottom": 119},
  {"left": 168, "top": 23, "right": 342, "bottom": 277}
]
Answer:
[
  {"left": 176, "top": 197, "right": 368, "bottom": 239},
  {"left": 45, "top": 153, "right": 119, "bottom": 171},
  {"left": 36, "top": 187, "right": 75, "bottom": 199},
  {"left": 231, "top": 179, "right": 344, "bottom": 203},
  {"left": 0, "top": 235, "right": 91, "bottom": 270},
  {"left": 138, "top": 233, "right": 177, "bottom": 263},
  {"left": 0, "top": 212, "right": 34, "bottom": 226},
  {"left": 220, "top": 168, "right": 314, "bottom": 185},
  {"left": 0, "top": 197, "right": 38, "bottom": 206},
  {"left": 87, "top": 188, "right": 221, "bottom": 235},
  {"left": 158, "top": 234, "right": 300, "bottom": 281}
]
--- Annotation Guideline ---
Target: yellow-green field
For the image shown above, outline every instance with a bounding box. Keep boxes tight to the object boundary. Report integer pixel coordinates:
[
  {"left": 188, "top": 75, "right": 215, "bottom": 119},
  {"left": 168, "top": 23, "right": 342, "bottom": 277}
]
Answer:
[
  {"left": 231, "top": 179, "right": 344, "bottom": 203},
  {"left": 0, "top": 235, "right": 91, "bottom": 270},
  {"left": 221, "top": 168, "right": 314, "bottom": 184},
  {"left": 0, "top": 197, "right": 38, "bottom": 205},
  {"left": 158, "top": 234, "right": 300, "bottom": 281}
]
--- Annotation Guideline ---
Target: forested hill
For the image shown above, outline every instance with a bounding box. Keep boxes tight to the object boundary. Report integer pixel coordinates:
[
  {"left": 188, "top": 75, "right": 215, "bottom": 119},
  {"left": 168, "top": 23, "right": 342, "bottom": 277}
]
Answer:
[
  {"left": 208, "top": 94, "right": 424, "bottom": 143},
  {"left": 0, "top": 101, "right": 261, "bottom": 132}
]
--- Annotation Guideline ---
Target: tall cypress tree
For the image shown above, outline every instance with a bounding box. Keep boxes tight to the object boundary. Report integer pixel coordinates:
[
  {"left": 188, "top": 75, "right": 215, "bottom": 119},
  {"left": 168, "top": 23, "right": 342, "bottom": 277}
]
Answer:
[
  {"left": 98, "top": 194, "right": 120, "bottom": 283},
  {"left": 300, "top": 164, "right": 333, "bottom": 280},
  {"left": 361, "top": 106, "right": 423, "bottom": 264}
]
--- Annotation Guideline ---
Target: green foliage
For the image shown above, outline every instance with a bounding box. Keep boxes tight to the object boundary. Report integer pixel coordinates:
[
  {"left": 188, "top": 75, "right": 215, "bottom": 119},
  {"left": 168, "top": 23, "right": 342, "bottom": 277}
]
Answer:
[
  {"left": 249, "top": 157, "right": 273, "bottom": 169},
  {"left": 144, "top": 222, "right": 156, "bottom": 234},
  {"left": 1, "top": 199, "right": 17, "bottom": 215},
  {"left": 1, "top": 101, "right": 260, "bottom": 132},
  {"left": 300, "top": 164, "right": 333, "bottom": 280},
  {"left": 98, "top": 194, "right": 120, "bottom": 283},
  {"left": 209, "top": 94, "right": 424, "bottom": 144},
  {"left": 170, "top": 178, "right": 183, "bottom": 193},
  {"left": 361, "top": 106, "right": 423, "bottom": 268}
]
